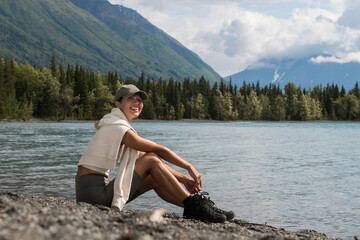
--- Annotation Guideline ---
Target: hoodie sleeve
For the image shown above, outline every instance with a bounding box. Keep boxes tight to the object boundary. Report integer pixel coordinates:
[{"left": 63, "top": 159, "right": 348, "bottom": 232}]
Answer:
[{"left": 111, "top": 145, "right": 139, "bottom": 210}]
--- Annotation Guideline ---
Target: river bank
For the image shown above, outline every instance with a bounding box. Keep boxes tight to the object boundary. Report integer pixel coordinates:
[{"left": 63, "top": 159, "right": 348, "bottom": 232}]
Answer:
[{"left": 0, "top": 191, "right": 342, "bottom": 240}]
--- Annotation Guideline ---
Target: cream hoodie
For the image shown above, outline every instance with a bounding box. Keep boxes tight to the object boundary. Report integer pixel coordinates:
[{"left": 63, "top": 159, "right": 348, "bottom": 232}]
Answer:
[{"left": 78, "top": 108, "right": 139, "bottom": 210}]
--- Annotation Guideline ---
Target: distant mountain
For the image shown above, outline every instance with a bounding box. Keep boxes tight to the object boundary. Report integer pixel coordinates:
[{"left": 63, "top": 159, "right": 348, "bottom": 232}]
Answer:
[
  {"left": 0, "top": 0, "right": 220, "bottom": 83},
  {"left": 225, "top": 58, "right": 360, "bottom": 91}
]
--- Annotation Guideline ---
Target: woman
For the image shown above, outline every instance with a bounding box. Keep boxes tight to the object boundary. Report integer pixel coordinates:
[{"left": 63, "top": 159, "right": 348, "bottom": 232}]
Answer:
[{"left": 75, "top": 84, "right": 234, "bottom": 223}]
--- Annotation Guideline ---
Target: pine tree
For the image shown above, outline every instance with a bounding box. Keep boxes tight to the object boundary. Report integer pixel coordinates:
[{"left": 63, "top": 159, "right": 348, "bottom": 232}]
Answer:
[
  {"left": 3, "top": 58, "right": 18, "bottom": 118},
  {"left": 244, "top": 90, "right": 262, "bottom": 120},
  {"left": 350, "top": 81, "right": 359, "bottom": 98},
  {"left": 174, "top": 81, "right": 183, "bottom": 120},
  {"left": 66, "top": 64, "right": 73, "bottom": 86},
  {"left": 270, "top": 95, "right": 286, "bottom": 121},
  {"left": 284, "top": 82, "right": 300, "bottom": 120},
  {"left": 50, "top": 53, "right": 59, "bottom": 79},
  {"left": 138, "top": 71, "right": 145, "bottom": 91},
  {"left": 298, "top": 93, "right": 311, "bottom": 121},
  {"left": 35, "top": 68, "right": 60, "bottom": 118},
  {"left": 141, "top": 100, "right": 155, "bottom": 119},
  {"left": 255, "top": 81, "right": 261, "bottom": 96},
  {"left": 0, "top": 57, "right": 6, "bottom": 118},
  {"left": 107, "top": 71, "right": 120, "bottom": 95},
  {"left": 340, "top": 86, "right": 346, "bottom": 97},
  {"left": 208, "top": 82, "right": 219, "bottom": 120},
  {"left": 228, "top": 78, "right": 234, "bottom": 95},
  {"left": 91, "top": 78, "right": 113, "bottom": 120},
  {"left": 260, "top": 95, "right": 271, "bottom": 120},
  {"left": 58, "top": 64, "right": 66, "bottom": 86},
  {"left": 145, "top": 76, "right": 151, "bottom": 93},
  {"left": 219, "top": 78, "right": 226, "bottom": 95}
]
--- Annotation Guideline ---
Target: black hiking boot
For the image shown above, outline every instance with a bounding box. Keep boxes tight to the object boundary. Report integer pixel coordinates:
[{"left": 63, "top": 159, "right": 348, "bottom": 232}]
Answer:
[
  {"left": 183, "top": 194, "right": 226, "bottom": 223},
  {"left": 200, "top": 192, "right": 235, "bottom": 221}
]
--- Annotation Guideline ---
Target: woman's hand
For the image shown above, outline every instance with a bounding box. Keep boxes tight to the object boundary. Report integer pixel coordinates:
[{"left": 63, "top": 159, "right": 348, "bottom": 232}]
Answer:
[
  {"left": 186, "top": 164, "right": 202, "bottom": 192},
  {"left": 182, "top": 178, "right": 202, "bottom": 193},
  {"left": 161, "top": 163, "right": 202, "bottom": 193}
]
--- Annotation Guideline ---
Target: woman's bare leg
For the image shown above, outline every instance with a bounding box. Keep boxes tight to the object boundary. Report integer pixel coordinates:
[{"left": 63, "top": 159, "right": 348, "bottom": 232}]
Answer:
[
  {"left": 134, "top": 153, "right": 189, "bottom": 205},
  {"left": 133, "top": 153, "right": 227, "bottom": 223},
  {"left": 138, "top": 175, "right": 183, "bottom": 207}
]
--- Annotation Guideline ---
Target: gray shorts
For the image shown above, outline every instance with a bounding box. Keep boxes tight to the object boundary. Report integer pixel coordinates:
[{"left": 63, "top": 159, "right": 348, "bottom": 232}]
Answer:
[{"left": 75, "top": 171, "right": 142, "bottom": 207}]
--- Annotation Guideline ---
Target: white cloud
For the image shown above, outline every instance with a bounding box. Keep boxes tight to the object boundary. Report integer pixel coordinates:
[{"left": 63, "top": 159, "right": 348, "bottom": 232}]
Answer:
[
  {"left": 310, "top": 52, "right": 360, "bottom": 64},
  {"left": 192, "top": 6, "right": 351, "bottom": 75},
  {"left": 108, "top": 0, "right": 360, "bottom": 76}
]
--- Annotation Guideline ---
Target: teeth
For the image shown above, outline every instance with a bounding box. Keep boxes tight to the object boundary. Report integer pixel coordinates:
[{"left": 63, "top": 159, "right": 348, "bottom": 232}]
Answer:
[{"left": 131, "top": 107, "right": 139, "bottom": 110}]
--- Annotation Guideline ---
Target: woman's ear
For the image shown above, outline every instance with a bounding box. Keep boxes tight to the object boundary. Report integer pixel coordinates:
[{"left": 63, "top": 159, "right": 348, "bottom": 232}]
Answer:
[{"left": 115, "top": 101, "right": 120, "bottom": 108}]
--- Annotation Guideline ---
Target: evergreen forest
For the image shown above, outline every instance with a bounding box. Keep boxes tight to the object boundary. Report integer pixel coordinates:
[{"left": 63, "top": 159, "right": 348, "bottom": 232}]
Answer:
[{"left": 1, "top": 55, "right": 359, "bottom": 121}]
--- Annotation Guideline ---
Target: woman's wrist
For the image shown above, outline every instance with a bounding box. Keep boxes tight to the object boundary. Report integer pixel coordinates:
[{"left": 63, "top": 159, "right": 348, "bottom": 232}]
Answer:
[
  {"left": 185, "top": 163, "right": 192, "bottom": 171},
  {"left": 179, "top": 174, "right": 190, "bottom": 184}
]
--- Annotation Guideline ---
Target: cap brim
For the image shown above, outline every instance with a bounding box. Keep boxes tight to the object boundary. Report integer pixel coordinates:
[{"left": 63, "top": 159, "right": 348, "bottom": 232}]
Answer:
[{"left": 139, "top": 91, "right": 148, "bottom": 100}]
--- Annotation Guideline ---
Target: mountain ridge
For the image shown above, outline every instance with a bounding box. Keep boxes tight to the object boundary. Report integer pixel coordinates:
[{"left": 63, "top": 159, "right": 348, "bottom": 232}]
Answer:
[
  {"left": 0, "top": 0, "right": 220, "bottom": 83},
  {"left": 225, "top": 58, "right": 360, "bottom": 90}
]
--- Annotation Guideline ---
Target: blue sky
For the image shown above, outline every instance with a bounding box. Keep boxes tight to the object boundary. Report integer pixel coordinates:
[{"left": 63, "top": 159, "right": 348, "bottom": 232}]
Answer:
[{"left": 108, "top": 0, "right": 360, "bottom": 77}]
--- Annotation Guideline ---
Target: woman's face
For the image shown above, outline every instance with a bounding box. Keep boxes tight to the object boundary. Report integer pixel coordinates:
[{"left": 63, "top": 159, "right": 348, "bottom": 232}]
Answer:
[{"left": 117, "top": 93, "right": 143, "bottom": 122}]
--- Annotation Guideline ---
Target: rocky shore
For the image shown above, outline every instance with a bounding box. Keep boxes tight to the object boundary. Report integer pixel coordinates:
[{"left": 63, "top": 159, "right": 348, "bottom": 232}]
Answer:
[{"left": 0, "top": 191, "right": 341, "bottom": 240}]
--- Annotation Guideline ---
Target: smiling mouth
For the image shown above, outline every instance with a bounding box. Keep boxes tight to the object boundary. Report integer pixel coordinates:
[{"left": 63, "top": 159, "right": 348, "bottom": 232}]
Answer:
[{"left": 130, "top": 107, "right": 139, "bottom": 111}]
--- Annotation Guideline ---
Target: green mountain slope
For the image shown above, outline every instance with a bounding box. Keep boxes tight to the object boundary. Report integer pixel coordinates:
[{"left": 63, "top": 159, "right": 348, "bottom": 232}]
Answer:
[
  {"left": 70, "top": 0, "right": 219, "bottom": 83},
  {"left": 0, "top": 0, "right": 220, "bottom": 82}
]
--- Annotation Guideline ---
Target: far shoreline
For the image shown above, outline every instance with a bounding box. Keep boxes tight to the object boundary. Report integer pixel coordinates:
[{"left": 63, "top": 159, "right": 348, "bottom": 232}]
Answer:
[{"left": 1, "top": 118, "right": 359, "bottom": 124}]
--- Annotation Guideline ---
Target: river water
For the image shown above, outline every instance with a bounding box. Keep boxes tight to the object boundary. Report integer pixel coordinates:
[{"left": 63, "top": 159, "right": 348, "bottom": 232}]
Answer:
[{"left": 0, "top": 121, "right": 359, "bottom": 239}]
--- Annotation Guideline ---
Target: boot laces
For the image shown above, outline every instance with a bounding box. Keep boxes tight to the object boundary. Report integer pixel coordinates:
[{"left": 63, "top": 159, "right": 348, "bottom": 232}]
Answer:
[{"left": 198, "top": 192, "right": 231, "bottom": 215}]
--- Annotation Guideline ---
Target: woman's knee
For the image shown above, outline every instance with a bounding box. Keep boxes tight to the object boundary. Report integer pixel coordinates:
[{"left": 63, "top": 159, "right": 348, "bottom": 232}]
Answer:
[
  {"left": 144, "top": 152, "right": 162, "bottom": 165},
  {"left": 135, "top": 152, "right": 163, "bottom": 174},
  {"left": 145, "top": 152, "right": 160, "bottom": 159}
]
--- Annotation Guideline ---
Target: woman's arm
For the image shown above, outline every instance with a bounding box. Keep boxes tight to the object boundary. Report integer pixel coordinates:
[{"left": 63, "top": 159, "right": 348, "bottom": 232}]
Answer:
[{"left": 122, "top": 129, "right": 202, "bottom": 189}]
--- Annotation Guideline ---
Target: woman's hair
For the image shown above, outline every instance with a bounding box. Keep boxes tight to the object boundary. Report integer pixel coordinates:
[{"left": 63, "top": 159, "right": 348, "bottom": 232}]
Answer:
[{"left": 116, "top": 97, "right": 123, "bottom": 102}]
